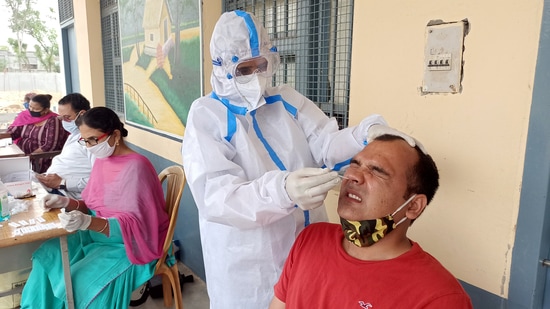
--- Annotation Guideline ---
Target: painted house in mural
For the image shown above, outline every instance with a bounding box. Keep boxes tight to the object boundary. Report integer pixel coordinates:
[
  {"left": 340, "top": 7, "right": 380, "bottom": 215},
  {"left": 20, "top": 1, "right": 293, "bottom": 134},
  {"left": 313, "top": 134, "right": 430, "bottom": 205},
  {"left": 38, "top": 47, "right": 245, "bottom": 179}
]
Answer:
[{"left": 142, "top": 0, "right": 173, "bottom": 57}]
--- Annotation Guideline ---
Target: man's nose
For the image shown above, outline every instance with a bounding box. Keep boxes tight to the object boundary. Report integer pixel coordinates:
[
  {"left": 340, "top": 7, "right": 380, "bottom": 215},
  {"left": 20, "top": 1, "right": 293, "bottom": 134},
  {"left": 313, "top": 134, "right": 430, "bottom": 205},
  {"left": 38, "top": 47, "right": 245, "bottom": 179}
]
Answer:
[{"left": 344, "top": 169, "right": 364, "bottom": 184}]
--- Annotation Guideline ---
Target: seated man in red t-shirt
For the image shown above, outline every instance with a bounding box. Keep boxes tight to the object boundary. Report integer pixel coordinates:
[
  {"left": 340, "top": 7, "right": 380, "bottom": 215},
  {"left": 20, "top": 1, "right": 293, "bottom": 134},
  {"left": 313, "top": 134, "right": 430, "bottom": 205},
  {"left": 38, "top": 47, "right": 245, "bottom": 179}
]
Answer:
[{"left": 270, "top": 126, "right": 473, "bottom": 309}]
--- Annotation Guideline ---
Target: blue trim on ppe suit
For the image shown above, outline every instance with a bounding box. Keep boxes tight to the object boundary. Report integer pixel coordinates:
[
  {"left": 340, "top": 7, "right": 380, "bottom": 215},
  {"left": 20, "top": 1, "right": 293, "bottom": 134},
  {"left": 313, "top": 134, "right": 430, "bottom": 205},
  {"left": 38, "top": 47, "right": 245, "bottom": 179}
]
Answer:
[
  {"left": 211, "top": 92, "right": 311, "bottom": 226},
  {"left": 235, "top": 11, "right": 260, "bottom": 57}
]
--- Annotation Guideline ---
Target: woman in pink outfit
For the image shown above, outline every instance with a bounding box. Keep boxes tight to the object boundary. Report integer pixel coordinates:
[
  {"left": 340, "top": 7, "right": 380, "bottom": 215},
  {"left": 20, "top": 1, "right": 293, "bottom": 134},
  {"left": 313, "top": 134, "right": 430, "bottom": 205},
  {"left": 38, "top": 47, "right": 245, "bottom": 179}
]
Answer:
[
  {"left": 0, "top": 94, "right": 68, "bottom": 172},
  {"left": 21, "top": 106, "right": 169, "bottom": 309}
]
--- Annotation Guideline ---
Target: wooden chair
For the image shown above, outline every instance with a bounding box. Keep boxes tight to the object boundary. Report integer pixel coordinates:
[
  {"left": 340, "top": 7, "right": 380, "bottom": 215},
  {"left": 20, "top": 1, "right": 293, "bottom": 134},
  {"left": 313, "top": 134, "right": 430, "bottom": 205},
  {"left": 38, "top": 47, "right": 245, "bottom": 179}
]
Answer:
[
  {"left": 155, "top": 165, "right": 186, "bottom": 309},
  {"left": 29, "top": 150, "right": 62, "bottom": 173}
]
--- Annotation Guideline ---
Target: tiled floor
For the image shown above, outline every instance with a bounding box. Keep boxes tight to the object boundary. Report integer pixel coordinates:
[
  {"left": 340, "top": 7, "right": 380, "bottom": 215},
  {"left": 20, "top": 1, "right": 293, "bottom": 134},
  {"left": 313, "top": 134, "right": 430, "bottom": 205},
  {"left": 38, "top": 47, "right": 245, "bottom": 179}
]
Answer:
[{"left": 132, "top": 263, "right": 210, "bottom": 309}]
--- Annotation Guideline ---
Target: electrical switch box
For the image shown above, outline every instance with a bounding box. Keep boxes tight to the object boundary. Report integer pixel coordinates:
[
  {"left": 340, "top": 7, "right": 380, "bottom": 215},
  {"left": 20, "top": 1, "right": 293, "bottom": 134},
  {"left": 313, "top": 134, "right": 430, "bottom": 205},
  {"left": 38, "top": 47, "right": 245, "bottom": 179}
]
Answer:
[{"left": 421, "top": 20, "right": 468, "bottom": 94}]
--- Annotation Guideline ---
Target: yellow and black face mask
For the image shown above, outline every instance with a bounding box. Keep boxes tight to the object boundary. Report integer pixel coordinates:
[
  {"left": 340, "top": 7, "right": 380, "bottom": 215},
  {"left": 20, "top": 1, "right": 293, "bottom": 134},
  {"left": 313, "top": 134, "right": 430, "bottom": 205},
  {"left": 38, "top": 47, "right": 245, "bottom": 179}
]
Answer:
[{"left": 340, "top": 194, "right": 416, "bottom": 247}]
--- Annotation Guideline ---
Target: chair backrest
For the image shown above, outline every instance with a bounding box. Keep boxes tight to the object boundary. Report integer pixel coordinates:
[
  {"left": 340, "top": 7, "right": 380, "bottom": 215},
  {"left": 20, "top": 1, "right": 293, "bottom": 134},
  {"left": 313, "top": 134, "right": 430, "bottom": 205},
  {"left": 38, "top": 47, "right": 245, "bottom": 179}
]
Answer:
[
  {"left": 29, "top": 150, "right": 62, "bottom": 172},
  {"left": 156, "top": 165, "right": 185, "bottom": 270}
]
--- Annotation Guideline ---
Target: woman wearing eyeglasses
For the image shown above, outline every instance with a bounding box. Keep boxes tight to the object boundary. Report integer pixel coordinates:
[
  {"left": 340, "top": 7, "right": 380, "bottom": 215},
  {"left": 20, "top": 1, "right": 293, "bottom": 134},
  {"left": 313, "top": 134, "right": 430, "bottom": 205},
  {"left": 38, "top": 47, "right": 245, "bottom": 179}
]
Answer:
[
  {"left": 0, "top": 94, "right": 68, "bottom": 173},
  {"left": 20, "top": 107, "right": 170, "bottom": 309}
]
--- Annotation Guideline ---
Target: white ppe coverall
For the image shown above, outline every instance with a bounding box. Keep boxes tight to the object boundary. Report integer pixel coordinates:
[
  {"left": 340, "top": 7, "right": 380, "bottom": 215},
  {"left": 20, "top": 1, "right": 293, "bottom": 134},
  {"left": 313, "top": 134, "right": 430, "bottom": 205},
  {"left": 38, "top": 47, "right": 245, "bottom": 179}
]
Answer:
[{"left": 181, "top": 10, "right": 386, "bottom": 309}]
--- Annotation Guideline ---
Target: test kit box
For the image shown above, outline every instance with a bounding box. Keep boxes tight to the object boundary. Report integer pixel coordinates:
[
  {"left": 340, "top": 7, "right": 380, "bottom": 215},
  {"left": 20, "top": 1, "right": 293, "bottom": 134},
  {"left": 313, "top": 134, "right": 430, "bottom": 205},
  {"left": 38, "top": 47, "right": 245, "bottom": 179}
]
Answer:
[
  {"left": 0, "top": 156, "right": 32, "bottom": 198},
  {"left": 0, "top": 267, "right": 30, "bottom": 308}
]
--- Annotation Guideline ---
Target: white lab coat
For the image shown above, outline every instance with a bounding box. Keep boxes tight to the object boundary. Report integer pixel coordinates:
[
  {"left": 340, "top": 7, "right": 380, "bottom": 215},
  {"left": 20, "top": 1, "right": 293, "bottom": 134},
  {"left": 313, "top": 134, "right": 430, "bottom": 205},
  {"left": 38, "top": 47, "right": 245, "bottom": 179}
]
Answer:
[
  {"left": 182, "top": 10, "right": 385, "bottom": 309},
  {"left": 45, "top": 132, "right": 95, "bottom": 199}
]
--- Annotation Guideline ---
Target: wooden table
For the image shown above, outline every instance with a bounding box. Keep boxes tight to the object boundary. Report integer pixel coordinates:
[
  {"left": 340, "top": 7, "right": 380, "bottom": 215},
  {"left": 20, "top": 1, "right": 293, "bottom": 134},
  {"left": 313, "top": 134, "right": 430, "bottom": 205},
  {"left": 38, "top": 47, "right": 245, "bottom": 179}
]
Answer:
[
  {"left": 0, "top": 185, "right": 74, "bottom": 309},
  {"left": 0, "top": 143, "right": 25, "bottom": 159}
]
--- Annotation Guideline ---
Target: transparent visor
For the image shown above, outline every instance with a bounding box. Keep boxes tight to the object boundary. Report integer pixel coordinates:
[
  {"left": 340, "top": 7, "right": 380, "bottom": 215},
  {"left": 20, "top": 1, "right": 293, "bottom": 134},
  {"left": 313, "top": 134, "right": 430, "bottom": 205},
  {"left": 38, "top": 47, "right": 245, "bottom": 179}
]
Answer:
[{"left": 233, "top": 53, "right": 280, "bottom": 84}]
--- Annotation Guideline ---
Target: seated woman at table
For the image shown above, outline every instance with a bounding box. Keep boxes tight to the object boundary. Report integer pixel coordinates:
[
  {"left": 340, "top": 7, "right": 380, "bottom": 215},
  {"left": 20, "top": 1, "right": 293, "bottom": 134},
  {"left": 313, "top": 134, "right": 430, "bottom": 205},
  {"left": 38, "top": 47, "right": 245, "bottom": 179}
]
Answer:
[
  {"left": 21, "top": 92, "right": 36, "bottom": 110},
  {"left": 0, "top": 94, "right": 68, "bottom": 172},
  {"left": 20, "top": 107, "right": 169, "bottom": 309}
]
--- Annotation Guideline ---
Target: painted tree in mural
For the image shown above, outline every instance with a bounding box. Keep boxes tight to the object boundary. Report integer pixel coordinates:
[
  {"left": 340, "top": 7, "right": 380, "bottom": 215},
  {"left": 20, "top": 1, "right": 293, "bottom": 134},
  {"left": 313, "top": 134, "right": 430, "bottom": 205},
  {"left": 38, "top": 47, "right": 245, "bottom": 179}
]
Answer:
[
  {"left": 119, "top": 0, "right": 201, "bottom": 132},
  {"left": 167, "top": 0, "right": 199, "bottom": 68},
  {"left": 119, "top": 0, "right": 146, "bottom": 59},
  {"left": 4, "top": 0, "right": 59, "bottom": 72},
  {"left": 168, "top": 0, "right": 181, "bottom": 68}
]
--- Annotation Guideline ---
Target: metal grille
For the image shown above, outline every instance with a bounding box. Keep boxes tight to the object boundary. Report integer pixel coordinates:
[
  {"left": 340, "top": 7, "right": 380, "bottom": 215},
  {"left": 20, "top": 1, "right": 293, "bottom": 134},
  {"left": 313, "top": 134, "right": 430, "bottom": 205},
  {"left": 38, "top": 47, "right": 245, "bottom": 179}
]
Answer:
[
  {"left": 101, "top": 0, "right": 118, "bottom": 9},
  {"left": 58, "top": 0, "right": 74, "bottom": 23},
  {"left": 100, "top": 1, "right": 124, "bottom": 113},
  {"left": 112, "top": 11, "right": 121, "bottom": 58},
  {"left": 224, "top": 0, "right": 354, "bottom": 127}
]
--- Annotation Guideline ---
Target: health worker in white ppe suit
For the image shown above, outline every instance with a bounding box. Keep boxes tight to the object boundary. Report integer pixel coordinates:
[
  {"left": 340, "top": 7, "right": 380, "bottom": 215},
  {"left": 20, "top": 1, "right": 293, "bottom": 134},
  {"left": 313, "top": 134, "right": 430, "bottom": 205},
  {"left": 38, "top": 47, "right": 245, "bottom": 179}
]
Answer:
[{"left": 182, "top": 10, "right": 387, "bottom": 308}]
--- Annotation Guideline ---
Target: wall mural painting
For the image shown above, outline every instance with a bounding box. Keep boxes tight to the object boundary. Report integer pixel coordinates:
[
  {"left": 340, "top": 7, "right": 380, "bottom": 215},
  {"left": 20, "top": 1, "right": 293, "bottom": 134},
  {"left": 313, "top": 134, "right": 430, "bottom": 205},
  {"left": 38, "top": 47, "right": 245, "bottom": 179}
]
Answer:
[{"left": 119, "top": 0, "right": 201, "bottom": 139}]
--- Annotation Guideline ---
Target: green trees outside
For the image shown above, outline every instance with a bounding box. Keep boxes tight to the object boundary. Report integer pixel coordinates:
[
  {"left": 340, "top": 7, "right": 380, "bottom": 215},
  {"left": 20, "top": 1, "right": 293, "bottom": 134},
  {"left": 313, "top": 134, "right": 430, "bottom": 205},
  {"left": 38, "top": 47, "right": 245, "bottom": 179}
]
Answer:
[{"left": 4, "top": 0, "right": 59, "bottom": 72}]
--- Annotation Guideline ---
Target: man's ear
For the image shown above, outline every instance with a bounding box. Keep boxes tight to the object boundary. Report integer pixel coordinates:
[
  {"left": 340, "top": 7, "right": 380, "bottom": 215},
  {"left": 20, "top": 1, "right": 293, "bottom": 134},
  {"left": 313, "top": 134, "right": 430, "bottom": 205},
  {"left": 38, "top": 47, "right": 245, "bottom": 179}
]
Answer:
[{"left": 406, "top": 194, "right": 427, "bottom": 220}]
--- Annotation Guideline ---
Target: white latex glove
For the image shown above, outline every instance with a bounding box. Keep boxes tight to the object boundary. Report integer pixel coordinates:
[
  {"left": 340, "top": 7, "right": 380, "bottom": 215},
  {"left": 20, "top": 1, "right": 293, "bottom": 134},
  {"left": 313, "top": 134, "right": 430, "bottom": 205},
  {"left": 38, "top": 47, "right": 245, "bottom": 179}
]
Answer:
[
  {"left": 58, "top": 210, "right": 92, "bottom": 232},
  {"left": 366, "top": 124, "right": 427, "bottom": 154},
  {"left": 285, "top": 168, "right": 340, "bottom": 210},
  {"left": 352, "top": 114, "right": 388, "bottom": 145},
  {"left": 42, "top": 194, "right": 70, "bottom": 211}
]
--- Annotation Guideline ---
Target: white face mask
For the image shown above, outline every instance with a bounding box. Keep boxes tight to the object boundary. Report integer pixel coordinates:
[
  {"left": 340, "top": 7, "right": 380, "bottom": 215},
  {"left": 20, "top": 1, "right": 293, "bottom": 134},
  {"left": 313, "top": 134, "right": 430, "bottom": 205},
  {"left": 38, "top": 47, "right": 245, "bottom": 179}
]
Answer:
[
  {"left": 235, "top": 75, "right": 268, "bottom": 108},
  {"left": 87, "top": 135, "right": 116, "bottom": 159}
]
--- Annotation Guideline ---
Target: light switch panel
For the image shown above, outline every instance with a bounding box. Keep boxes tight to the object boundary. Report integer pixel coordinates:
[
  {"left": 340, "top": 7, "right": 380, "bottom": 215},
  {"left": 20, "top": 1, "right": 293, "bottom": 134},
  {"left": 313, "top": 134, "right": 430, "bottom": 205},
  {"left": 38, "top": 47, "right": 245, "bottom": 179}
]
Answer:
[{"left": 422, "top": 20, "right": 467, "bottom": 94}]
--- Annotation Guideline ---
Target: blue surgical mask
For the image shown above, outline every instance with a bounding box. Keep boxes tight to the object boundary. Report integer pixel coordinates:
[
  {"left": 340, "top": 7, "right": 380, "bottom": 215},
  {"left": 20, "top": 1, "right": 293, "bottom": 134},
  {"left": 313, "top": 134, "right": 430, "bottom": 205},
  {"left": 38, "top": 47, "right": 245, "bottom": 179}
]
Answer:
[
  {"left": 23, "top": 101, "right": 29, "bottom": 110},
  {"left": 61, "top": 113, "right": 81, "bottom": 134},
  {"left": 62, "top": 120, "right": 78, "bottom": 134}
]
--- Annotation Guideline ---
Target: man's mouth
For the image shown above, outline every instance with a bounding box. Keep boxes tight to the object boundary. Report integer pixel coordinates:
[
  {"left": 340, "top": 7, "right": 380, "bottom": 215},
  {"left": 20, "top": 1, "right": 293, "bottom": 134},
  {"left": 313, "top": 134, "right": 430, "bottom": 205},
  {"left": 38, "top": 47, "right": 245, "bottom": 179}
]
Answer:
[{"left": 347, "top": 193, "right": 362, "bottom": 202}]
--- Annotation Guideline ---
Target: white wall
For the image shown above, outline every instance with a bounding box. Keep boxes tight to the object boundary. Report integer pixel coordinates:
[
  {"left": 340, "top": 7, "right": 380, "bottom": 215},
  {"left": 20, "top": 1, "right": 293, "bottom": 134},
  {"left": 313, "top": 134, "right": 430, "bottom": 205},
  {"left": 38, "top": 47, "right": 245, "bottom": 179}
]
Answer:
[{"left": 0, "top": 73, "right": 65, "bottom": 93}]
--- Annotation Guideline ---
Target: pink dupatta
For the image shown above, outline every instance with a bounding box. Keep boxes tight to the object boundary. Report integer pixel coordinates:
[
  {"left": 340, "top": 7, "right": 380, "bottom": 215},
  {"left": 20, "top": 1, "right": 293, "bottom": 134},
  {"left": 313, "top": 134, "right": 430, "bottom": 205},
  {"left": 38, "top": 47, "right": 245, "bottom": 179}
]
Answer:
[
  {"left": 81, "top": 153, "right": 169, "bottom": 264},
  {"left": 10, "top": 110, "right": 58, "bottom": 127},
  {"left": 9, "top": 110, "right": 58, "bottom": 143}
]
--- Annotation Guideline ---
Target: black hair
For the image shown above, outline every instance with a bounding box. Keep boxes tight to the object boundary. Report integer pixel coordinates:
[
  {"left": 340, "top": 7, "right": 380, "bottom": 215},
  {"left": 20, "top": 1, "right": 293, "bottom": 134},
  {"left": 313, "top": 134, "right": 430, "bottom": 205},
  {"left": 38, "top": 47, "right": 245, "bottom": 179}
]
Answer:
[
  {"left": 31, "top": 94, "right": 52, "bottom": 109},
  {"left": 58, "top": 93, "right": 91, "bottom": 112},
  {"left": 374, "top": 134, "right": 440, "bottom": 204},
  {"left": 76, "top": 106, "right": 128, "bottom": 137},
  {"left": 406, "top": 147, "right": 439, "bottom": 205}
]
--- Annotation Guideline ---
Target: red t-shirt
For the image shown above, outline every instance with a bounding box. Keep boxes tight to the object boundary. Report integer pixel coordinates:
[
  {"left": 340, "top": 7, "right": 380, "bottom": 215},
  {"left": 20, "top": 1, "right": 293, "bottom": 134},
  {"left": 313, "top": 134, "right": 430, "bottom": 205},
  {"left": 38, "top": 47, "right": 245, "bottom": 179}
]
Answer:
[{"left": 274, "top": 223, "right": 473, "bottom": 309}]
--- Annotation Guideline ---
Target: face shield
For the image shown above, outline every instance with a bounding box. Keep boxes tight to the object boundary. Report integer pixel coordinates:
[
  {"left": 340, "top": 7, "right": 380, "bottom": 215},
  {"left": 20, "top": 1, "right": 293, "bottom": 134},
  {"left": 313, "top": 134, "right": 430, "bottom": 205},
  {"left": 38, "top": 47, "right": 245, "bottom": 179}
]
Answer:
[
  {"left": 232, "top": 52, "right": 280, "bottom": 84},
  {"left": 210, "top": 11, "right": 279, "bottom": 102}
]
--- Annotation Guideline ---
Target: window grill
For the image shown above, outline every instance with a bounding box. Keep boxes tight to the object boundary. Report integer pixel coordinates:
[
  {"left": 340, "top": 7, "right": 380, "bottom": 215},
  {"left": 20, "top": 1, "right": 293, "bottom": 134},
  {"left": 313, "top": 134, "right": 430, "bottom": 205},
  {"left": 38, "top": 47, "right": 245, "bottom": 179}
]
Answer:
[
  {"left": 58, "top": 0, "right": 74, "bottom": 24},
  {"left": 224, "top": 0, "right": 354, "bottom": 128},
  {"left": 101, "top": 0, "right": 118, "bottom": 10},
  {"left": 100, "top": 0, "right": 124, "bottom": 113}
]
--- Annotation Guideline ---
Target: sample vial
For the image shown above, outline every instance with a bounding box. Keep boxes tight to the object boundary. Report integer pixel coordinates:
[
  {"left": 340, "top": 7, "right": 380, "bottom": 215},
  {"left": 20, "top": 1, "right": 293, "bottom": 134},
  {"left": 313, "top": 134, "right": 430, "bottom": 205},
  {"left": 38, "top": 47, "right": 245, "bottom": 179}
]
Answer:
[{"left": 0, "top": 187, "right": 9, "bottom": 221}]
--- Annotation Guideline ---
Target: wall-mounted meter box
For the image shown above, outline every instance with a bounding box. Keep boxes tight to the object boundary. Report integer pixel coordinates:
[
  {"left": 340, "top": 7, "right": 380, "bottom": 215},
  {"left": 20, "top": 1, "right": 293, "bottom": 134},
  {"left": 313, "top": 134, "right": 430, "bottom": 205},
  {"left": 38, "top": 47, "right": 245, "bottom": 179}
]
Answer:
[{"left": 421, "top": 20, "right": 468, "bottom": 94}]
